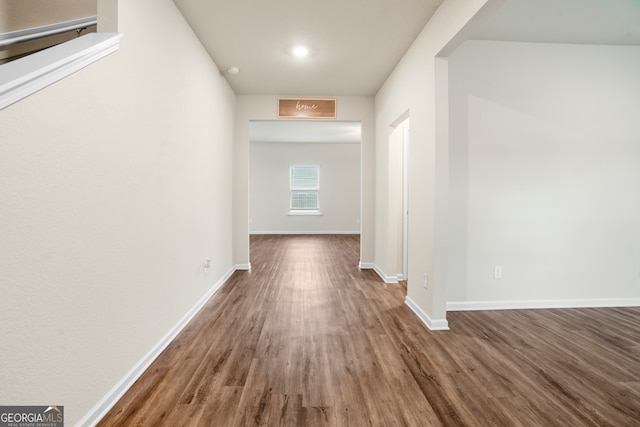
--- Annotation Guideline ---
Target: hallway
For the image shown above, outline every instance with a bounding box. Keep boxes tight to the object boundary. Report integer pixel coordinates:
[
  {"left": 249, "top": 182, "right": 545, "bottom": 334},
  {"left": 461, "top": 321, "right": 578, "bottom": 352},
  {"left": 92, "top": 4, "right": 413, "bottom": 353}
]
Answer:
[{"left": 98, "top": 235, "right": 640, "bottom": 426}]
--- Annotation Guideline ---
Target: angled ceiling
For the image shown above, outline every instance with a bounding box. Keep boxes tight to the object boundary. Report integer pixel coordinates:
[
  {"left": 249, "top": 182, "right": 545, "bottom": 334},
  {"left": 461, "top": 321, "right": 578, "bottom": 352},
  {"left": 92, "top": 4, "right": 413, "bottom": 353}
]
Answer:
[
  {"left": 172, "top": 0, "right": 640, "bottom": 142},
  {"left": 171, "top": 0, "right": 443, "bottom": 96},
  {"left": 471, "top": 0, "right": 640, "bottom": 45},
  {"left": 172, "top": 0, "right": 640, "bottom": 98}
]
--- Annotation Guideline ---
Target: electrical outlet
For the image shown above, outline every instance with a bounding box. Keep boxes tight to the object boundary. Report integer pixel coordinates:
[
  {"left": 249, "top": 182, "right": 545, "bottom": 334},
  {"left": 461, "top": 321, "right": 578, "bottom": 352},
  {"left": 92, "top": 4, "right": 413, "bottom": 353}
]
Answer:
[
  {"left": 203, "top": 259, "right": 212, "bottom": 278},
  {"left": 494, "top": 265, "right": 503, "bottom": 279},
  {"left": 423, "top": 273, "right": 428, "bottom": 289}
]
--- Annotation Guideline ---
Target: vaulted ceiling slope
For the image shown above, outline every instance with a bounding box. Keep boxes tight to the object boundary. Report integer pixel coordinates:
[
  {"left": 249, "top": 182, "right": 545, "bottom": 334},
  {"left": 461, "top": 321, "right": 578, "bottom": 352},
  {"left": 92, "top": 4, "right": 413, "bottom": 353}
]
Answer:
[
  {"left": 471, "top": 0, "right": 640, "bottom": 46},
  {"left": 172, "top": 0, "right": 640, "bottom": 97}
]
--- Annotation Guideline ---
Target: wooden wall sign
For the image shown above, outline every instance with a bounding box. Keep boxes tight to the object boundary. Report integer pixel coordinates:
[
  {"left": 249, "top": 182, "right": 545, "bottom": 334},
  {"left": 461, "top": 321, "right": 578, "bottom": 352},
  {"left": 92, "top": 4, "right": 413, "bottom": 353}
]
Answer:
[{"left": 278, "top": 98, "right": 337, "bottom": 119}]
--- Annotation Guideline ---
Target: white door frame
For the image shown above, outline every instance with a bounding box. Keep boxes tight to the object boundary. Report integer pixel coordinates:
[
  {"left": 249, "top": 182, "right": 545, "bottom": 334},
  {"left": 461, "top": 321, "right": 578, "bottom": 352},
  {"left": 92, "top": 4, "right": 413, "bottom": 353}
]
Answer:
[{"left": 402, "top": 123, "right": 409, "bottom": 280}]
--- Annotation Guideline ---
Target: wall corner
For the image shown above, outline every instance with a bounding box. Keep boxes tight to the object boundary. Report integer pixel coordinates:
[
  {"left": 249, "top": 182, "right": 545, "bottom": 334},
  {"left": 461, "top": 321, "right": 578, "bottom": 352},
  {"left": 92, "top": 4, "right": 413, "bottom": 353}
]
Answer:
[{"left": 98, "top": 0, "right": 119, "bottom": 32}]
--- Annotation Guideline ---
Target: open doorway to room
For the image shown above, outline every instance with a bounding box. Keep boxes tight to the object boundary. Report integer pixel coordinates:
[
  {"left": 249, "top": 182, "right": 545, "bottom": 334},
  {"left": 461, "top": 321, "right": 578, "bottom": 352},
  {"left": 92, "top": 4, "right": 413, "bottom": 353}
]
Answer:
[
  {"left": 388, "top": 116, "right": 409, "bottom": 281},
  {"left": 248, "top": 120, "right": 362, "bottom": 237}
]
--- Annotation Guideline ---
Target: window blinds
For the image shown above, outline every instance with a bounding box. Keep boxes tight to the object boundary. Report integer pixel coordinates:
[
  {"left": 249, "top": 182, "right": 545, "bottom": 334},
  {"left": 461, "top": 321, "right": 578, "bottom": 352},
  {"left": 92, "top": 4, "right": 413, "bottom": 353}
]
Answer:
[{"left": 290, "top": 166, "right": 319, "bottom": 210}]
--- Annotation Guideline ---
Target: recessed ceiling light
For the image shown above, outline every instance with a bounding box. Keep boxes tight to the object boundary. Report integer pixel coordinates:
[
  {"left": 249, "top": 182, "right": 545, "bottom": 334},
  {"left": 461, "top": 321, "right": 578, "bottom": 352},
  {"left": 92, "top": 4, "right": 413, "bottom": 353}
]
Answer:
[
  {"left": 292, "top": 45, "right": 309, "bottom": 58},
  {"left": 227, "top": 66, "right": 240, "bottom": 75}
]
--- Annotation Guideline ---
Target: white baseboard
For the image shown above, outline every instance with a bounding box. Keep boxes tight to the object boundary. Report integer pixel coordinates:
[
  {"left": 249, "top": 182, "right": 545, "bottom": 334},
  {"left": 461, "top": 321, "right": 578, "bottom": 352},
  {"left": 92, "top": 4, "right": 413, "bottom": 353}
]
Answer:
[
  {"left": 405, "top": 296, "right": 449, "bottom": 331},
  {"left": 250, "top": 230, "right": 360, "bottom": 235},
  {"left": 358, "top": 262, "right": 398, "bottom": 284},
  {"left": 234, "top": 263, "right": 251, "bottom": 271},
  {"left": 446, "top": 297, "right": 640, "bottom": 312},
  {"left": 77, "top": 266, "right": 238, "bottom": 427}
]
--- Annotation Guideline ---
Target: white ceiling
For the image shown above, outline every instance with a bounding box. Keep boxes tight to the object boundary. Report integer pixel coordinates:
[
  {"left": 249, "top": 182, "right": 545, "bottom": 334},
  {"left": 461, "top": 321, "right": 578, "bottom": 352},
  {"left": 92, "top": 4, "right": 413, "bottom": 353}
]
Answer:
[
  {"left": 172, "top": 0, "right": 640, "bottom": 142},
  {"left": 171, "top": 0, "right": 443, "bottom": 96},
  {"left": 172, "top": 0, "right": 640, "bottom": 98}
]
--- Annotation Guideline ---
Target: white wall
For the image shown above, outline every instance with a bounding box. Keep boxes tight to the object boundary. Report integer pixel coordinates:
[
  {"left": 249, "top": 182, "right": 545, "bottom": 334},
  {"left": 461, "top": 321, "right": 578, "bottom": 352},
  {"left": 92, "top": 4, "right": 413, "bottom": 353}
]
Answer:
[
  {"left": 448, "top": 40, "right": 640, "bottom": 306},
  {"left": 234, "top": 96, "right": 375, "bottom": 266},
  {"left": 250, "top": 142, "right": 361, "bottom": 234},
  {"left": 0, "top": 0, "right": 236, "bottom": 424},
  {"left": 374, "top": 0, "right": 495, "bottom": 327}
]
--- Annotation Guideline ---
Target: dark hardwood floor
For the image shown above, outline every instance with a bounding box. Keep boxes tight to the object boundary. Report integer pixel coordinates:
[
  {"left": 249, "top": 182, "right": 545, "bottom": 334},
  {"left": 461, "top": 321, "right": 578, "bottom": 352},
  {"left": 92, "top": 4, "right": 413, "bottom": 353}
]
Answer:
[{"left": 98, "top": 234, "right": 640, "bottom": 426}]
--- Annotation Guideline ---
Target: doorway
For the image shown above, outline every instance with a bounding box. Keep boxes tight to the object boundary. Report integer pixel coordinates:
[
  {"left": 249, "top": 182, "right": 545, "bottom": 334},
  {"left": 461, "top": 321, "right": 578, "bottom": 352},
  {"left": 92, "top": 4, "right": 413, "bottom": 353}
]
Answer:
[
  {"left": 401, "top": 122, "right": 409, "bottom": 280},
  {"left": 248, "top": 120, "right": 362, "bottom": 236},
  {"left": 389, "top": 117, "right": 409, "bottom": 281}
]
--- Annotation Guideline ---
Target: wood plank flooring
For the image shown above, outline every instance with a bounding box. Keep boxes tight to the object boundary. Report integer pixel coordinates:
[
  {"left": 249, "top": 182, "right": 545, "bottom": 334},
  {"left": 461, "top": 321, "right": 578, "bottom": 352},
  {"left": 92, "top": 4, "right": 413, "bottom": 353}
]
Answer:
[{"left": 98, "top": 234, "right": 640, "bottom": 426}]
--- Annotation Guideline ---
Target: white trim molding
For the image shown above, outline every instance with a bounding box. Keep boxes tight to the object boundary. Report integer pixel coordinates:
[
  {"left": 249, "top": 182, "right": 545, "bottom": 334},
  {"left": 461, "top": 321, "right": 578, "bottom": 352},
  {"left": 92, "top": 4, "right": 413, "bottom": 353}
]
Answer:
[
  {"left": 77, "top": 265, "right": 238, "bottom": 427},
  {"left": 0, "top": 32, "right": 122, "bottom": 111},
  {"left": 287, "top": 210, "right": 323, "bottom": 216},
  {"left": 405, "top": 296, "right": 449, "bottom": 331},
  {"left": 447, "top": 298, "right": 640, "bottom": 312},
  {"left": 250, "top": 231, "right": 360, "bottom": 235},
  {"left": 234, "top": 263, "right": 251, "bottom": 271},
  {"left": 359, "top": 262, "right": 375, "bottom": 270},
  {"left": 358, "top": 262, "right": 398, "bottom": 284}
]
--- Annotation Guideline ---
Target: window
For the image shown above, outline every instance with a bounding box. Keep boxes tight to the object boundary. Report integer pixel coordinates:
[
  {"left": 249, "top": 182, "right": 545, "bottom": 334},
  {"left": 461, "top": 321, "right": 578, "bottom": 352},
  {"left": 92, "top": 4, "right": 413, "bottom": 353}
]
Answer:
[{"left": 290, "top": 165, "right": 320, "bottom": 213}]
